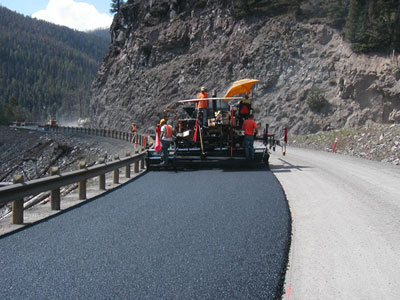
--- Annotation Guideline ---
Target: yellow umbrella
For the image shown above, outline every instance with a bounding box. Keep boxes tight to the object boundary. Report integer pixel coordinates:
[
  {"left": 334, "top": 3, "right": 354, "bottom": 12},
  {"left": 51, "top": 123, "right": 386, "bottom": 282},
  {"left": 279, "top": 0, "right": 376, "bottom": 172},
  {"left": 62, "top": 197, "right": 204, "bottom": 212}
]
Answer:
[{"left": 224, "top": 79, "right": 259, "bottom": 98}]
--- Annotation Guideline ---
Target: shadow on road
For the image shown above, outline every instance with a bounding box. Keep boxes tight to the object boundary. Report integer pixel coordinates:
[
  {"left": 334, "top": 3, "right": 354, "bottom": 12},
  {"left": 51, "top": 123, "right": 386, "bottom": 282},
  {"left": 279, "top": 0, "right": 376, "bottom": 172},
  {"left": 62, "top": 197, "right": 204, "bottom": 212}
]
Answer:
[
  {"left": 270, "top": 158, "right": 311, "bottom": 173},
  {"left": 150, "top": 160, "right": 270, "bottom": 172}
]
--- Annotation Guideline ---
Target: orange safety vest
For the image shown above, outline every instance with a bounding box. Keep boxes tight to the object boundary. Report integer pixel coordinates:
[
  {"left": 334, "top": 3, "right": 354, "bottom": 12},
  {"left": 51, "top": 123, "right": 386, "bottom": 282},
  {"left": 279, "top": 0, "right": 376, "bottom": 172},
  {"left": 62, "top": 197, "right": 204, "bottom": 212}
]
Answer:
[
  {"left": 196, "top": 92, "right": 209, "bottom": 109},
  {"left": 162, "top": 124, "right": 173, "bottom": 138},
  {"left": 239, "top": 99, "right": 251, "bottom": 115},
  {"left": 242, "top": 119, "right": 258, "bottom": 135}
]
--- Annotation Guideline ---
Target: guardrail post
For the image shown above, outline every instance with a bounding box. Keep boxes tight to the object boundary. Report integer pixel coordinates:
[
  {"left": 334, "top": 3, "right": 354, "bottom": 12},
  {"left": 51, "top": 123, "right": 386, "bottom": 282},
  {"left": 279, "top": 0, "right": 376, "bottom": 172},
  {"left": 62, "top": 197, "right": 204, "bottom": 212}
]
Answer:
[
  {"left": 98, "top": 157, "right": 106, "bottom": 190},
  {"left": 113, "top": 154, "right": 120, "bottom": 184},
  {"left": 140, "top": 156, "right": 145, "bottom": 170},
  {"left": 50, "top": 167, "right": 60, "bottom": 210},
  {"left": 12, "top": 174, "right": 24, "bottom": 224},
  {"left": 125, "top": 152, "right": 131, "bottom": 178},
  {"left": 138, "top": 134, "right": 142, "bottom": 148},
  {"left": 78, "top": 161, "right": 87, "bottom": 200},
  {"left": 134, "top": 159, "right": 139, "bottom": 173}
]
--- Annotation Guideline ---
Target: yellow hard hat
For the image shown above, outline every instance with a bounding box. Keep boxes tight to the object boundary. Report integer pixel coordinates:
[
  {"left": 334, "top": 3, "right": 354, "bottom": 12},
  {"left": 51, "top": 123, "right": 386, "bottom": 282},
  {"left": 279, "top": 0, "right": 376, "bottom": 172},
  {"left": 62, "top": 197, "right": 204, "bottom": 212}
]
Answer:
[
  {"left": 160, "top": 119, "right": 166, "bottom": 125},
  {"left": 200, "top": 87, "right": 206, "bottom": 91}
]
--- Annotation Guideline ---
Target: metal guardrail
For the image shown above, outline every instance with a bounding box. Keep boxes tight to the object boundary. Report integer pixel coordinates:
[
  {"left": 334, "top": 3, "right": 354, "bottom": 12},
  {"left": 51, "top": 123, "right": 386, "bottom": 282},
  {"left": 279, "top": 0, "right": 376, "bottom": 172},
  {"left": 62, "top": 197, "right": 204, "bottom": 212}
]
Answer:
[
  {"left": 1, "top": 125, "right": 152, "bottom": 225},
  {"left": 9, "top": 124, "right": 153, "bottom": 148},
  {"left": 47, "top": 126, "right": 152, "bottom": 147},
  {"left": 0, "top": 152, "right": 147, "bottom": 225}
]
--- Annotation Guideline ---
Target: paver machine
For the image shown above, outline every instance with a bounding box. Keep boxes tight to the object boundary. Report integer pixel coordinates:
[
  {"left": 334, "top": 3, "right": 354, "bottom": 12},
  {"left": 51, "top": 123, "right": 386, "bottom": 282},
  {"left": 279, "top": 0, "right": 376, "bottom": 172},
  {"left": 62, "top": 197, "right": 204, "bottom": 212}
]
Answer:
[{"left": 146, "top": 79, "right": 278, "bottom": 169}]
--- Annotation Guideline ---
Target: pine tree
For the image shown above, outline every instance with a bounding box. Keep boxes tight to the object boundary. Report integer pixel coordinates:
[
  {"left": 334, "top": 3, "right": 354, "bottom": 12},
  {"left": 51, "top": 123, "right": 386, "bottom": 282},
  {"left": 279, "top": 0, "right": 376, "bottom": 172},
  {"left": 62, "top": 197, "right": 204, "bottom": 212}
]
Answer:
[
  {"left": 346, "top": 0, "right": 369, "bottom": 52},
  {"left": 110, "top": 0, "right": 125, "bottom": 14},
  {"left": 328, "top": 0, "right": 349, "bottom": 23}
]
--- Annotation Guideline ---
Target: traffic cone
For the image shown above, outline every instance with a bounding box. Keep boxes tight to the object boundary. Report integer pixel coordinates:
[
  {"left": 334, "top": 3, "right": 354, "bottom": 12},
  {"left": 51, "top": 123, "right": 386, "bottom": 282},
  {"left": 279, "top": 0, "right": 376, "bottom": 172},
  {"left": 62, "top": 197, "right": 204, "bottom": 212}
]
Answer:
[{"left": 332, "top": 136, "right": 339, "bottom": 152}]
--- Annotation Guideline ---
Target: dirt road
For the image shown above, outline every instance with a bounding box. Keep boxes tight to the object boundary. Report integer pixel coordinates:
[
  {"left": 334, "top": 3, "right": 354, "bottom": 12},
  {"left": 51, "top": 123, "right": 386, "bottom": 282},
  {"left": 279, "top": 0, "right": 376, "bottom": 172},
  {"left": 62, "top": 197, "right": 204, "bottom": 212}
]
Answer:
[{"left": 271, "top": 147, "right": 400, "bottom": 300}]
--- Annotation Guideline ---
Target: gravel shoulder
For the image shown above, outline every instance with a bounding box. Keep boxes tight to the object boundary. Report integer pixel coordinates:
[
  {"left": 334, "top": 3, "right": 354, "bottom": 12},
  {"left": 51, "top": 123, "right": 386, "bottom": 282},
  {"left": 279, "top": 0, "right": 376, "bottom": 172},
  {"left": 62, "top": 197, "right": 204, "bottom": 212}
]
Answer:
[
  {"left": 271, "top": 147, "right": 400, "bottom": 300},
  {"left": 290, "top": 123, "right": 400, "bottom": 166}
]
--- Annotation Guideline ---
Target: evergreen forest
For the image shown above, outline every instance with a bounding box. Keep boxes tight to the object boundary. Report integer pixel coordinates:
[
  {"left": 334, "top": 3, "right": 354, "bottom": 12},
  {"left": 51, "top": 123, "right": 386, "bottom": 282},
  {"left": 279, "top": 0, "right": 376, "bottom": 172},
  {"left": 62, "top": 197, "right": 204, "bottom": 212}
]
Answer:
[
  {"left": 0, "top": 6, "right": 110, "bottom": 124},
  {"left": 234, "top": 0, "right": 400, "bottom": 53}
]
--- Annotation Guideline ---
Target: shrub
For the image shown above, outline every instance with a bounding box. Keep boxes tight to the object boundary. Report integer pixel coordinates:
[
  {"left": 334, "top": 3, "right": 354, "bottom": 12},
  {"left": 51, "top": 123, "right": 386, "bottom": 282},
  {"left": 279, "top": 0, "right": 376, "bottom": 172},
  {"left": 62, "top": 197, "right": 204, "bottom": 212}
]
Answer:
[{"left": 305, "top": 85, "right": 328, "bottom": 112}]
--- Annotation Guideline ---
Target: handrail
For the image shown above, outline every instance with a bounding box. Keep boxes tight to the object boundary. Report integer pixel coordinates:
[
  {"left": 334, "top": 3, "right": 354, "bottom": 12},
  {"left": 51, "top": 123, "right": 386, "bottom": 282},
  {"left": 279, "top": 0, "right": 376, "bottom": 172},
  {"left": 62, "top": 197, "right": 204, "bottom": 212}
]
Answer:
[{"left": 0, "top": 151, "right": 146, "bottom": 205}]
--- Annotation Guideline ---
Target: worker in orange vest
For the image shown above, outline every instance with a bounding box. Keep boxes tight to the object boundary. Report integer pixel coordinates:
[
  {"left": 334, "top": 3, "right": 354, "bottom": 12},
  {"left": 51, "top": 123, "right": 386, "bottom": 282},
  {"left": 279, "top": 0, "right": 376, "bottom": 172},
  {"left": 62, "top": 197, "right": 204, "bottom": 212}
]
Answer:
[
  {"left": 239, "top": 94, "right": 251, "bottom": 118},
  {"left": 160, "top": 119, "right": 174, "bottom": 165},
  {"left": 131, "top": 122, "right": 137, "bottom": 133},
  {"left": 242, "top": 114, "right": 258, "bottom": 161},
  {"left": 196, "top": 86, "right": 209, "bottom": 126}
]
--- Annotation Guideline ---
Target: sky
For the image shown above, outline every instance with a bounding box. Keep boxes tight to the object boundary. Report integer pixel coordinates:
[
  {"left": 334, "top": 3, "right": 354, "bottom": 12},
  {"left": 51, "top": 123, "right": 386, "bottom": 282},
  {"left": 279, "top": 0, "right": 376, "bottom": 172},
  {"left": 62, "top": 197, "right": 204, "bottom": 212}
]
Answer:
[{"left": 0, "top": 0, "right": 114, "bottom": 31}]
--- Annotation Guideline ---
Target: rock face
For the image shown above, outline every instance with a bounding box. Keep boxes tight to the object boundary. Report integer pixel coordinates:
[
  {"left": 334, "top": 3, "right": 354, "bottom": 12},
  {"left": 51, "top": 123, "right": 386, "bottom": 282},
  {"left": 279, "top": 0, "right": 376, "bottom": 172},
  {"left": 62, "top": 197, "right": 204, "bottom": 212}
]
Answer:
[{"left": 90, "top": 0, "right": 400, "bottom": 135}]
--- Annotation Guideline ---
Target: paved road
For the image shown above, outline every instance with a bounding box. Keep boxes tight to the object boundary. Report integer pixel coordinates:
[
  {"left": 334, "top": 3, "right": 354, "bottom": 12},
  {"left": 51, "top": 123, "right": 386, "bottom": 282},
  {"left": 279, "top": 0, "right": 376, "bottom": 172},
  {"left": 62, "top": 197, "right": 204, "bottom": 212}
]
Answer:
[
  {"left": 0, "top": 169, "right": 290, "bottom": 299},
  {"left": 271, "top": 147, "right": 400, "bottom": 300}
]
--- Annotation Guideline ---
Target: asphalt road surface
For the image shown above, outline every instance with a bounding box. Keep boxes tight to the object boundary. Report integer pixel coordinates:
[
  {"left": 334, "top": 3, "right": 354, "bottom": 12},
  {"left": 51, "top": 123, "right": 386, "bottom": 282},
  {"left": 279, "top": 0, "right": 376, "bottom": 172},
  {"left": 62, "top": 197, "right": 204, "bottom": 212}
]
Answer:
[
  {"left": 0, "top": 168, "right": 290, "bottom": 299},
  {"left": 271, "top": 147, "right": 400, "bottom": 300}
]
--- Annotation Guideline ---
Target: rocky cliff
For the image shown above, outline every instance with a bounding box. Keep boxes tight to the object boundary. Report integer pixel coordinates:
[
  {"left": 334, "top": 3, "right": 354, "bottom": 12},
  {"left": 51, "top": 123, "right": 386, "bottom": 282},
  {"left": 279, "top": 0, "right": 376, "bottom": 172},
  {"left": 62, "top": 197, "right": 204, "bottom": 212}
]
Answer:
[{"left": 89, "top": 0, "right": 400, "bottom": 135}]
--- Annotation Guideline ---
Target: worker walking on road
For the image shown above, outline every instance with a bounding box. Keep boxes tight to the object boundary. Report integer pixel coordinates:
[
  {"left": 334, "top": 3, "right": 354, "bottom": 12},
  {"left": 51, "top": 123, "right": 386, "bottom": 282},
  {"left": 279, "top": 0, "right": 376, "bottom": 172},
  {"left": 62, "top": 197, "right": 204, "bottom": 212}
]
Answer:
[
  {"left": 160, "top": 119, "right": 174, "bottom": 165},
  {"left": 242, "top": 115, "right": 258, "bottom": 161},
  {"left": 196, "top": 86, "right": 209, "bottom": 126}
]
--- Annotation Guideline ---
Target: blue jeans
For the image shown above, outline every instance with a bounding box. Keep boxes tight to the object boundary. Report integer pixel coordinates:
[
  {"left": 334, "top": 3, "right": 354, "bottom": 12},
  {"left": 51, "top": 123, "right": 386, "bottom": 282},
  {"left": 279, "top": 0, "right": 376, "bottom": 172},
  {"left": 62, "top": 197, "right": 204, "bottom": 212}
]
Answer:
[
  {"left": 198, "top": 108, "right": 207, "bottom": 126},
  {"left": 161, "top": 140, "right": 171, "bottom": 164},
  {"left": 244, "top": 134, "right": 255, "bottom": 160}
]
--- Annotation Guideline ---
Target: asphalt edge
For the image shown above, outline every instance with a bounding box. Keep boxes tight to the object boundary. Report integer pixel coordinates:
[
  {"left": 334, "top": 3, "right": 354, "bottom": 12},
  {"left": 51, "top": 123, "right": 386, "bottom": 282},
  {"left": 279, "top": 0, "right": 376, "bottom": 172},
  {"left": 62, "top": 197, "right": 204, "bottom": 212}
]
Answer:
[{"left": 270, "top": 168, "right": 293, "bottom": 300}]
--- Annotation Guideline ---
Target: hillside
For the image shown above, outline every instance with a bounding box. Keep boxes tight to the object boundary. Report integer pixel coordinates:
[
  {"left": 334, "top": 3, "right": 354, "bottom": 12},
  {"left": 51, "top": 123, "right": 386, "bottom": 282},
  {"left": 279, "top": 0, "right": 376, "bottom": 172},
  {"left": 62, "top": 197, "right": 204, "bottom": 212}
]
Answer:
[
  {"left": 89, "top": 0, "right": 400, "bottom": 135},
  {"left": 0, "top": 6, "right": 110, "bottom": 124}
]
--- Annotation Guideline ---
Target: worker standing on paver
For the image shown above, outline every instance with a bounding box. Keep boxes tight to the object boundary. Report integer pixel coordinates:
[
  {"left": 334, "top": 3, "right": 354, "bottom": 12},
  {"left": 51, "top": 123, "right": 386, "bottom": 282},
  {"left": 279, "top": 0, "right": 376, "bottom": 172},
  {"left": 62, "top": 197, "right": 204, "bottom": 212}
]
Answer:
[
  {"left": 239, "top": 94, "right": 252, "bottom": 120},
  {"left": 160, "top": 119, "right": 174, "bottom": 165},
  {"left": 242, "top": 115, "right": 258, "bottom": 161},
  {"left": 196, "top": 87, "right": 209, "bottom": 126}
]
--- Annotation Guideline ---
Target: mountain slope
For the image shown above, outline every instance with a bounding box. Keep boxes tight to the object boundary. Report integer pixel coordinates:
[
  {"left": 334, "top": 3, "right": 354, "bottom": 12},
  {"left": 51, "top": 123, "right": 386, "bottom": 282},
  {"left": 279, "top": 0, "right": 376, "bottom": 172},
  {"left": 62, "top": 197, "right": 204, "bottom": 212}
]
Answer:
[
  {"left": 89, "top": 0, "right": 400, "bottom": 134},
  {"left": 0, "top": 6, "right": 110, "bottom": 124}
]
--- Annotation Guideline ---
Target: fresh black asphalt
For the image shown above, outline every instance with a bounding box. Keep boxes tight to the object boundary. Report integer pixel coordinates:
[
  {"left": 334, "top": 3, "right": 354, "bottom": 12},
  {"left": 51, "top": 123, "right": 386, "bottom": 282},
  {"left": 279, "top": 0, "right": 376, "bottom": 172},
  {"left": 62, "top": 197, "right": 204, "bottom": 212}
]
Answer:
[{"left": 0, "top": 169, "right": 291, "bottom": 299}]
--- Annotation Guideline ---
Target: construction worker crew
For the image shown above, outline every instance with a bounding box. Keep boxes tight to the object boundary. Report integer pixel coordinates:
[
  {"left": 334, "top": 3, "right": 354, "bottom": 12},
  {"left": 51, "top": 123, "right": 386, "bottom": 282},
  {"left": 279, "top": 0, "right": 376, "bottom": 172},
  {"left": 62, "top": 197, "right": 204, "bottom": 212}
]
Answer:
[
  {"left": 242, "top": 115, "right": 258, "bottom": 161},
  {"left": 160, "top": 119, "right": 174, "bottom": 165},
  {"left": 196, "top": 86, "right": 209, "bottom": 126}
]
